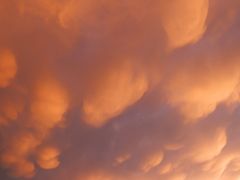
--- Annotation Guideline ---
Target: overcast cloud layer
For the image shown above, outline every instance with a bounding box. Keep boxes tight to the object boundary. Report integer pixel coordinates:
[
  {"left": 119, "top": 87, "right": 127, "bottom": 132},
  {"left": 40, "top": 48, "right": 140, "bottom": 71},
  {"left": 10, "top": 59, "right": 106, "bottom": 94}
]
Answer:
[{"left": 1, "top": 0, "right": 240, "bottom": 180}]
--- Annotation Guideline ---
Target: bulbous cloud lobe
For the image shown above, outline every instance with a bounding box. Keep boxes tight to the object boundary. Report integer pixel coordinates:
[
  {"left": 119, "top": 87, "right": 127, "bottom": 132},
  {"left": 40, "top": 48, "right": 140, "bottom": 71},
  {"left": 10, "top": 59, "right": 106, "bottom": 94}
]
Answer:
[
  {"left": 82, "top": 62, "right": 148, "bottom": 127},
  {"left": 161, "top": 0, "right": 209, "bottom": 49},
  {"left": 164, "top": 55, "right": 240, "bottom": 122}
]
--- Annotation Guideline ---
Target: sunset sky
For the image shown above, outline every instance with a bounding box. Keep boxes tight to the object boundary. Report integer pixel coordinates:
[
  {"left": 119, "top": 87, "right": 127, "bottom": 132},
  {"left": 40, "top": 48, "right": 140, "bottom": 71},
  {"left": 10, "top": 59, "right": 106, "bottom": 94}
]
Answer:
[{"left": 0, "top": 0, "right": 240, "bottom": 180}]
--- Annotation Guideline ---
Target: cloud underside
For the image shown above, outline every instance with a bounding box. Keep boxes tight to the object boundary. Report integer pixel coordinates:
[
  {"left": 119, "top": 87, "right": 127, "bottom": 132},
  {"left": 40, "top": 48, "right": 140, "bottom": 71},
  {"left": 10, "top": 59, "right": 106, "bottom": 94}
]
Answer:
[{"left": 0, "top": 0, "right": 240, "bottom": 180}]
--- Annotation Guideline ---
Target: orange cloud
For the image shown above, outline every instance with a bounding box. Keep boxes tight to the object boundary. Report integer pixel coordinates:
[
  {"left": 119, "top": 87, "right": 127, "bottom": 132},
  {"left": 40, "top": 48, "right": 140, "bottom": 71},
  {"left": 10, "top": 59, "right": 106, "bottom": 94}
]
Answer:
[
  {"left": 158, "top": 163, "right": 173, "bottom": 175},
  {"left": 31, "top": 77, "right": 69, "bottom": 132},
  {"left": 188, "top": 128, "right": 227, "bottom": 163},
  {"left": 82, "top": 62, "right": 148, "bottom": 127},
  {"left": 140, "top": 151, "right": 164, "bottom": 173},
  {"left": 77, "top": 170, "right": 119, "bottom": 180},
  {"left": 164, "top": 56, "right": 240, "bottom": 122},
  {"left": 0, "top": 76, "right": 69, "bottom": 177},
  {"left": 114, "top": 153, "right": 131, "bottom": 166},
  {"left": 0, "top": 49, "right": 17, "bottom": 88},
  {"left": 161, "top": 0, "right": 209, "bottom": 49},
  {"left": 0, "top": 133, "right": 39, "bottom": 178},
  {"left": 164, "top": 143, "right": 184, "bottom": 151},
  {"left": 36, "top": 146, "right": 60, "bottom": 170},
  {"left": 19, "top": 0, "right": 64, "bottom": 21},
  {"left": 168, "top": 173, "right": 187, "bottom": 180},
  {"left": 0, "top": 94, "right": 24, "bottom": 126},
  {"left": 1, "top": 0, "right": 240, "bottom": 179}
]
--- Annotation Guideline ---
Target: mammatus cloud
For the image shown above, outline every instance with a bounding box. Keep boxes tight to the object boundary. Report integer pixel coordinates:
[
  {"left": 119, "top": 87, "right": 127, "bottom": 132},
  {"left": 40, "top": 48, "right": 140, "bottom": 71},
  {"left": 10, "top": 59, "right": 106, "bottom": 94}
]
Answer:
[
  {"left": 0, "top": 0, "right": 240, "bottom": 180},
  {"left": 36, "top": 146, "right": 60, "bottom": 170},
  {"left": 161, "top": 0, "right": 209, "bottom": 49},
  {"left": 187, "top": 127, "right": 227, "bottom": 163},
  {"left": 0, "top": 49, "right": 17, "bottom": 88},
  {"left": 164, "top": 55, "right": 240, "bottom": 122},
  {"left": 82, "top": 61, "right": 148, "bottom": 127},
  {"left": 30, "top": 77, "right": 69, "bottom": 132},
  {"left": 0, "top": 77, "right": 69, "bottom": 177}
]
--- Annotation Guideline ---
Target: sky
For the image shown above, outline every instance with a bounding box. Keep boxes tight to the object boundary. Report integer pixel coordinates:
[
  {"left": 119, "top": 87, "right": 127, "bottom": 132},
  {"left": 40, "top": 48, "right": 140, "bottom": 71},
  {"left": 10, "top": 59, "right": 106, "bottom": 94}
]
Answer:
[{"left": 0, "top": 0, "right": 240, "bottom": 180}]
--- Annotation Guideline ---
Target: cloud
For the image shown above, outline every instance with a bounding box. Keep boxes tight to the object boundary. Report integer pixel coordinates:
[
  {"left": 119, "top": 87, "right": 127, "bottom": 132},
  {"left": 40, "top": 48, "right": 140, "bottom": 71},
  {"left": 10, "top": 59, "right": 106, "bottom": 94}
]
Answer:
[
  {"left": 1, "top": 0, "right": 240, "bottom": 180},
  {"left": 0, "top": 76, "right": 69, "bottom": 177},
  {"left": 140, "top": 151, "right": 164, "bottom": 173},
  {"left": 0, "top": 91, "right": 24, "bottom": 126},
  {"left": 30, "top": 77, "right": 69, "bottom": 131},
  {"left": 0, "top": 133, "right": 38, "bottom": 178},
  {"left": 159, "top": 163, "right": 173, "bottom": 175},
  {"left": 76, "top": 169, "right": 121, "bottom": 180},
  {"left": 164, "top": 53, "right": 240, "bottom": 122},
  {"left": 188, "top": 127, "right": 227, "bottom": 163},
  {"left": 114, "top": 153, "right": 131, "bottom": 166},
  {"left": 161, "top": 0, "right": 209, "bottom": 49},
  {"left": 36, "top": 146, "right": 60, "bottom": 170},
  {"left": 82, "top": 61, "right": 148, "bottom": 127},
  {"left": 0, "top": 49, "right": 17, "bottom": 88}
]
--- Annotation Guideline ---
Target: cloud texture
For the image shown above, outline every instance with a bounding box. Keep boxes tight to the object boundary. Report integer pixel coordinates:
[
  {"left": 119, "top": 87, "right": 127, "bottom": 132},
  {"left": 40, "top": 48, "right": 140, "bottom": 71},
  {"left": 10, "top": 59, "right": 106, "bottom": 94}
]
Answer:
[{"left": 1, "top": 0, "right": 240, "bottom": 179}]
